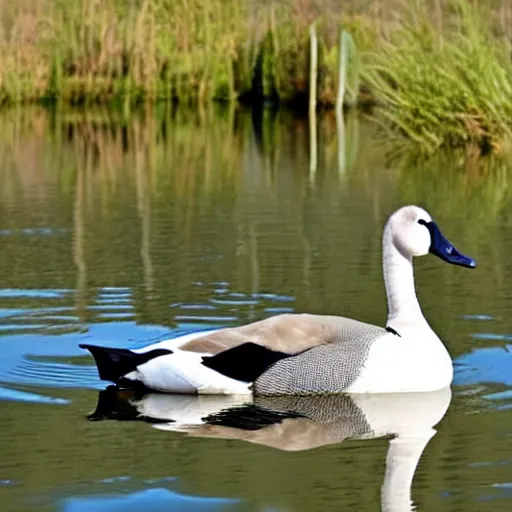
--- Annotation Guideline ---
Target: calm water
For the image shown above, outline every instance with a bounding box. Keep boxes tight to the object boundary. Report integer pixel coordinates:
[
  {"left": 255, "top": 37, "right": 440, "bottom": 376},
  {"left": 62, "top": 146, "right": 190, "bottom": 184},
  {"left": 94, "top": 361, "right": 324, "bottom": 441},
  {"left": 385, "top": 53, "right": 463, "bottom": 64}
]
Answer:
[{"left": 0, "top": 106, "right": 511, "bottom": 512}]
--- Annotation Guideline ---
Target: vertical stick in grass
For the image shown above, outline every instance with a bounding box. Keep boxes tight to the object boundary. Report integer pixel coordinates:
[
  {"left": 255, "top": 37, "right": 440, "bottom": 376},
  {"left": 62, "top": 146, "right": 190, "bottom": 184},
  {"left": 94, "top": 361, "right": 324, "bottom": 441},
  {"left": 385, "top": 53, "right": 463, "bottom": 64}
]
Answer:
[{"left": 336, "top": 29, "right": 348, "bottom": 175}]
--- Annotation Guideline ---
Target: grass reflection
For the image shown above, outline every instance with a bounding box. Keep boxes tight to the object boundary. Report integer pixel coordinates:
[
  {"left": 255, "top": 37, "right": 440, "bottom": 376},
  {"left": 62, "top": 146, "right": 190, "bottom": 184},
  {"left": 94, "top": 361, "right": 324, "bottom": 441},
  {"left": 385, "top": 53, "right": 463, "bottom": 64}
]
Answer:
[
  {"left": 0, "top": 105, "right": 511, "bottom": 512},
  {"left": 0, "top": 105, "right": 510, "bottom": 348}
]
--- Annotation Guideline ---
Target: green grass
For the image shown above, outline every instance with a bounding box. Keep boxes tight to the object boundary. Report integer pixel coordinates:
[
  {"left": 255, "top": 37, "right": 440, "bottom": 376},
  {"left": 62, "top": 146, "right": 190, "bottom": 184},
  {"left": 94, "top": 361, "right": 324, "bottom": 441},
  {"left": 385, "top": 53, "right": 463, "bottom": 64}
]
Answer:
[
  {"left": 1, "top": 1, "right": 512, "bottom": 151},
  {"left": 0, "top": 0, "right": 375, "bottom": 107},
  {"left": 362, "top": 0, "right": 512, "bottom": 152}
]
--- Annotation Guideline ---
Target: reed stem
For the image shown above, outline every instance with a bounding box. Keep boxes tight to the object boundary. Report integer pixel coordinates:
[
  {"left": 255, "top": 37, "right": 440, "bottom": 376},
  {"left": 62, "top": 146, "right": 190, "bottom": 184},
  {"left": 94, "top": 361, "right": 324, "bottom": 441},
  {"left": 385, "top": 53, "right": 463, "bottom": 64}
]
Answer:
[{"left": 308, "top": 23, "right": 318, "bottom": 178}]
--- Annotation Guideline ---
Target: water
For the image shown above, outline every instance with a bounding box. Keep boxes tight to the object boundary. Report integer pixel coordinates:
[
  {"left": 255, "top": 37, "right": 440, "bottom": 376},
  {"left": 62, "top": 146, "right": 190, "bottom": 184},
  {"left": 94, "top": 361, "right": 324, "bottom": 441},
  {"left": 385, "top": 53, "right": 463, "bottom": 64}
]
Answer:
[{"left": 0, "top": 106, "right": 511, "bottom": 512}]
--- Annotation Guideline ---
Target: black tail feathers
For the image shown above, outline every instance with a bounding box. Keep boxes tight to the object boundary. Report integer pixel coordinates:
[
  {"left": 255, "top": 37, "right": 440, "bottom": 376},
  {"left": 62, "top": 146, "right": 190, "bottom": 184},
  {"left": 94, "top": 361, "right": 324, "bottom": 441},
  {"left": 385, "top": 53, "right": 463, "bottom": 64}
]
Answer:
[
  {"left": 79, "top": 344, "right": 172, "bottom": 382},
  {"left": 87, "top": 385, "right": 172, "bottom": 424},
  {"left": 87, "top": 385, "right": 138, "bottom": 421}
]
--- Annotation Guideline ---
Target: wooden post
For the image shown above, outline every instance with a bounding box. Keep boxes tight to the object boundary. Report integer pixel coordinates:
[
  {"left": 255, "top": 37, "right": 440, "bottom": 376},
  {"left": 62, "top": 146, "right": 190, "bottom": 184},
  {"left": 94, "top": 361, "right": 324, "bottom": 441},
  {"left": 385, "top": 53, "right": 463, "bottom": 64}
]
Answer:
[
  {"left": 336, "top": 29, "right": 348, "bottom": 119},
  {"left": 336, "top": 29, "right": 348, "bottom": 175}
]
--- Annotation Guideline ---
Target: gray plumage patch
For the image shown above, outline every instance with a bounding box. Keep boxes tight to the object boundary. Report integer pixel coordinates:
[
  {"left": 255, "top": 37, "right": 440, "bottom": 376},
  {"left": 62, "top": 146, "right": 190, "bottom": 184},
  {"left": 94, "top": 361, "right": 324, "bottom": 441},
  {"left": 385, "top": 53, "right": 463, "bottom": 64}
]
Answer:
[
  {"left": 255, "top": 394, "right": 373, "bottom": 439},
  {"left": 253, "top": 318, "right": 386, "bottom": 396}
]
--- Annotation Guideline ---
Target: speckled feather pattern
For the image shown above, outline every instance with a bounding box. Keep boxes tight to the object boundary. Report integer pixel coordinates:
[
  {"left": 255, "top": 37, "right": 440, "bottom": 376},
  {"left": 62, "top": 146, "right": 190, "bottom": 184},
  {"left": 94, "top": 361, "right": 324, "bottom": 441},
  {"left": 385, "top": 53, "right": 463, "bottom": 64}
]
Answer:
[{"left": 254, "top": 318, "right": 386, "bottom": 395}]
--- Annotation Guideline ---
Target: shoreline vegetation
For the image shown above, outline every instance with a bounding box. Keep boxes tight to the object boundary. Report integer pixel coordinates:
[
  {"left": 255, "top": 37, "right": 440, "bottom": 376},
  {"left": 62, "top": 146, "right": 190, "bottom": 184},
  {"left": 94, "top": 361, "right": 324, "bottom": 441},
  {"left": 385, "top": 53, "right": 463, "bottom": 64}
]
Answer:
[{"left": 1, "top": 0, "right": 512, "bottom": 151}]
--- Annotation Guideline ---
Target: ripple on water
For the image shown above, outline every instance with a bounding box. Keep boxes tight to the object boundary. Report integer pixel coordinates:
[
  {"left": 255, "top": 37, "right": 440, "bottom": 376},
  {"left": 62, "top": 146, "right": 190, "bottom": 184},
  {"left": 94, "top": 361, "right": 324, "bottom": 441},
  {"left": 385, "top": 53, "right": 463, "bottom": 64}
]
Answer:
[
  {"left": 0, "top": 287, "right": 160, "bottom": 393},
  {"left": 0, "top": 289, "right": 72, "bottom": 299},
  {"left": 32, "top": 476, "right": 241, "bottom": 512},
  {"left": 210, "top": 298, "right": 260, "bottom": 306},
  {"left": 60, "top": 489, "right": 241, "bottom": 512},
  {"left": 454, "top": 318, "right": 512, "bottom": 414},
  {"left": 264, "top": 307, "right": 295, "bottom": 314},
  {"left": 0, "top": 283, "right": 298, "bottom": 397},
  {"left": 454, "top": 345, "right": 512, "bottom": 388},
  {"left": 0, "top": 287, "right": 139, "bottom": 339},
  {"left": 0, "top": 227, "right": 68, "bottom": 237},
  {"left": 7, "top": 359, "right": 100, "bottom": 388},
  {"left": 473, "top": 333, "right": 512, "bottom": 341},
  {"left": 164, "top": 285, "right": 297, "bottom": 332},
  {"left": 0, "top": 385, "right": 68, "bottom": 404}
]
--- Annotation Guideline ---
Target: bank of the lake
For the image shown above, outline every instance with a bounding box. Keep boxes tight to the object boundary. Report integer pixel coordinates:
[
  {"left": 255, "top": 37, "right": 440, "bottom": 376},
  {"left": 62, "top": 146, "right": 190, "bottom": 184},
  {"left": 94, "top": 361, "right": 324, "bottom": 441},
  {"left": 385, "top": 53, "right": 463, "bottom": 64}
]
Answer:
[{"left": 1, "top": 0, "right": 512, "bottom": 151}]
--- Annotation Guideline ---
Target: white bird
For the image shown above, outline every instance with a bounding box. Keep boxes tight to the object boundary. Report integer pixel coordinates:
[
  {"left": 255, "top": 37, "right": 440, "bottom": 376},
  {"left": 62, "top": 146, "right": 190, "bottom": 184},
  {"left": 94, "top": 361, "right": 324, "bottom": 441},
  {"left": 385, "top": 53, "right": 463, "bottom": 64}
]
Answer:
[
  {"left": 88, "top": 384, "right": 452, "bottom": 512},
  {"left": 80, "top": 205, "right": 475, "bottom": 395}
]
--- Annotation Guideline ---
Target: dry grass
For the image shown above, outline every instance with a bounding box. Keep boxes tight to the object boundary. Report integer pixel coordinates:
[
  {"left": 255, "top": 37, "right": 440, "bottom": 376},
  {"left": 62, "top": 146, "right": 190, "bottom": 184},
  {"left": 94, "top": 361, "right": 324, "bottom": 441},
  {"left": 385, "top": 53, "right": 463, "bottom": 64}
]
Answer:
[
  {"left": 0, "top": 0, "right": 378, "bottom": 106},
  {"left": 1, "top": 1, "right": 512, "bottom": 150}
]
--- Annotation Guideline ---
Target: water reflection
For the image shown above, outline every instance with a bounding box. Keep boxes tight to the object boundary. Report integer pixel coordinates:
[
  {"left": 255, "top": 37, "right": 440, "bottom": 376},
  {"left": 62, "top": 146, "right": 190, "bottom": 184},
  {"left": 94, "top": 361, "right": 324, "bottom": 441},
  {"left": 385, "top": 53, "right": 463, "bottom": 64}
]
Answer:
[
  {"left": 89, "top": 386, "right": 452, "bottom": 512},
  {"left": 62, "top": 488, "right": 240, "bottom": 512},
  {"left": 0, "top": 106, "right": 511, "bottom": 511},
  {"left": 1, "top": 106, "right": 512, "bottom": 350}
]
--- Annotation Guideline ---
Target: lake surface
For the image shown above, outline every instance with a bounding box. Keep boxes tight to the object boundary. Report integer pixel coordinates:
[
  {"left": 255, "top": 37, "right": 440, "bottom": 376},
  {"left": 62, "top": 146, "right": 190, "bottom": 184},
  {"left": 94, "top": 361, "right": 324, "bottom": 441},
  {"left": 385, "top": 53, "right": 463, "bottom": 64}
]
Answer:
[{"left": 0, "top": 105, "right": 511, "bottom": 512}]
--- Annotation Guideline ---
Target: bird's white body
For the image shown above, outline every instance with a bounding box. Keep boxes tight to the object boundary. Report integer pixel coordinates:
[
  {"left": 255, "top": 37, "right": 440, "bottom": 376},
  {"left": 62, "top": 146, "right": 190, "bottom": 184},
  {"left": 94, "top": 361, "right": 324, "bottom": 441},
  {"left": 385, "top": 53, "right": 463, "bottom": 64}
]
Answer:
[
  {"left": 128, "top": 344, "right": 252, "bottom": 395},
  {"left": 126, "top": 325, "right": 453, "bottom": 395},
  {"left": 81, "top": 205, "right": 474, "bottom": 395},
  {"left": 344, "top": 328, "right": 453, "bottom": 393}
]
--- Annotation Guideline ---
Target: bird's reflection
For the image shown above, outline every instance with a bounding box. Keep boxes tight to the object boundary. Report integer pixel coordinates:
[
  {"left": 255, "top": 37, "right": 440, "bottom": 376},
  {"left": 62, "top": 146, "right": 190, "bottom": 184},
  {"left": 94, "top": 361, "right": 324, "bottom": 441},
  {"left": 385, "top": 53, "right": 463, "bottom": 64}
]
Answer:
[{"left": 88, "top": 386, "right": 452, "bottom": 512}]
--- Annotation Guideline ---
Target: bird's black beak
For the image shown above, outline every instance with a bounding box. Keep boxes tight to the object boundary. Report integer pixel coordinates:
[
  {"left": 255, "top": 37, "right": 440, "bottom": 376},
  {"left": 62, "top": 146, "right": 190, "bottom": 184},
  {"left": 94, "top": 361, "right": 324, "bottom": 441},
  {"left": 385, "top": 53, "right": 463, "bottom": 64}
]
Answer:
[{"left": 419, "top": 220, "right": 476, "bottom": 269}]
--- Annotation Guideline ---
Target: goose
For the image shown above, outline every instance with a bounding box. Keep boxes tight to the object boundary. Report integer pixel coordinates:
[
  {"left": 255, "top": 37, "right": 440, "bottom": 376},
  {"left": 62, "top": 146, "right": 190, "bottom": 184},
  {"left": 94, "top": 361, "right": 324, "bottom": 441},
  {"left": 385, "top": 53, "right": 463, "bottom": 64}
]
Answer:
[
  {"left": 80, "top": 205, "right": 475, "bottom": 395},
  {"left": 88, "top": 385, "right": 452, "bottom": 512}
]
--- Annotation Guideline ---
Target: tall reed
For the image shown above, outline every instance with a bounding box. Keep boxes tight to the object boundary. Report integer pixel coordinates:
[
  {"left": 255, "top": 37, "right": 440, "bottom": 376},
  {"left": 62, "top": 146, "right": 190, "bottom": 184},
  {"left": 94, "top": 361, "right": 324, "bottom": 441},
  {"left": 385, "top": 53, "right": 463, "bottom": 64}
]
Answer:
[
  {"left": 0, "top": 0, "right": 368, "bottom": 107},
  {"left": 1, "top": 1, "right": 512, "bottom": 151}
]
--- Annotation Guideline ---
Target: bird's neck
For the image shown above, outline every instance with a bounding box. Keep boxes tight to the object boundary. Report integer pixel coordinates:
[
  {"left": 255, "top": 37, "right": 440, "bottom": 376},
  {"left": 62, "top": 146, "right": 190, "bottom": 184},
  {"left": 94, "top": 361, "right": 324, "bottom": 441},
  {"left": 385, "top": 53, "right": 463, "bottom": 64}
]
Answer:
[{"left": 382, "top": 226, "right": 427, "bottom": 329}]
